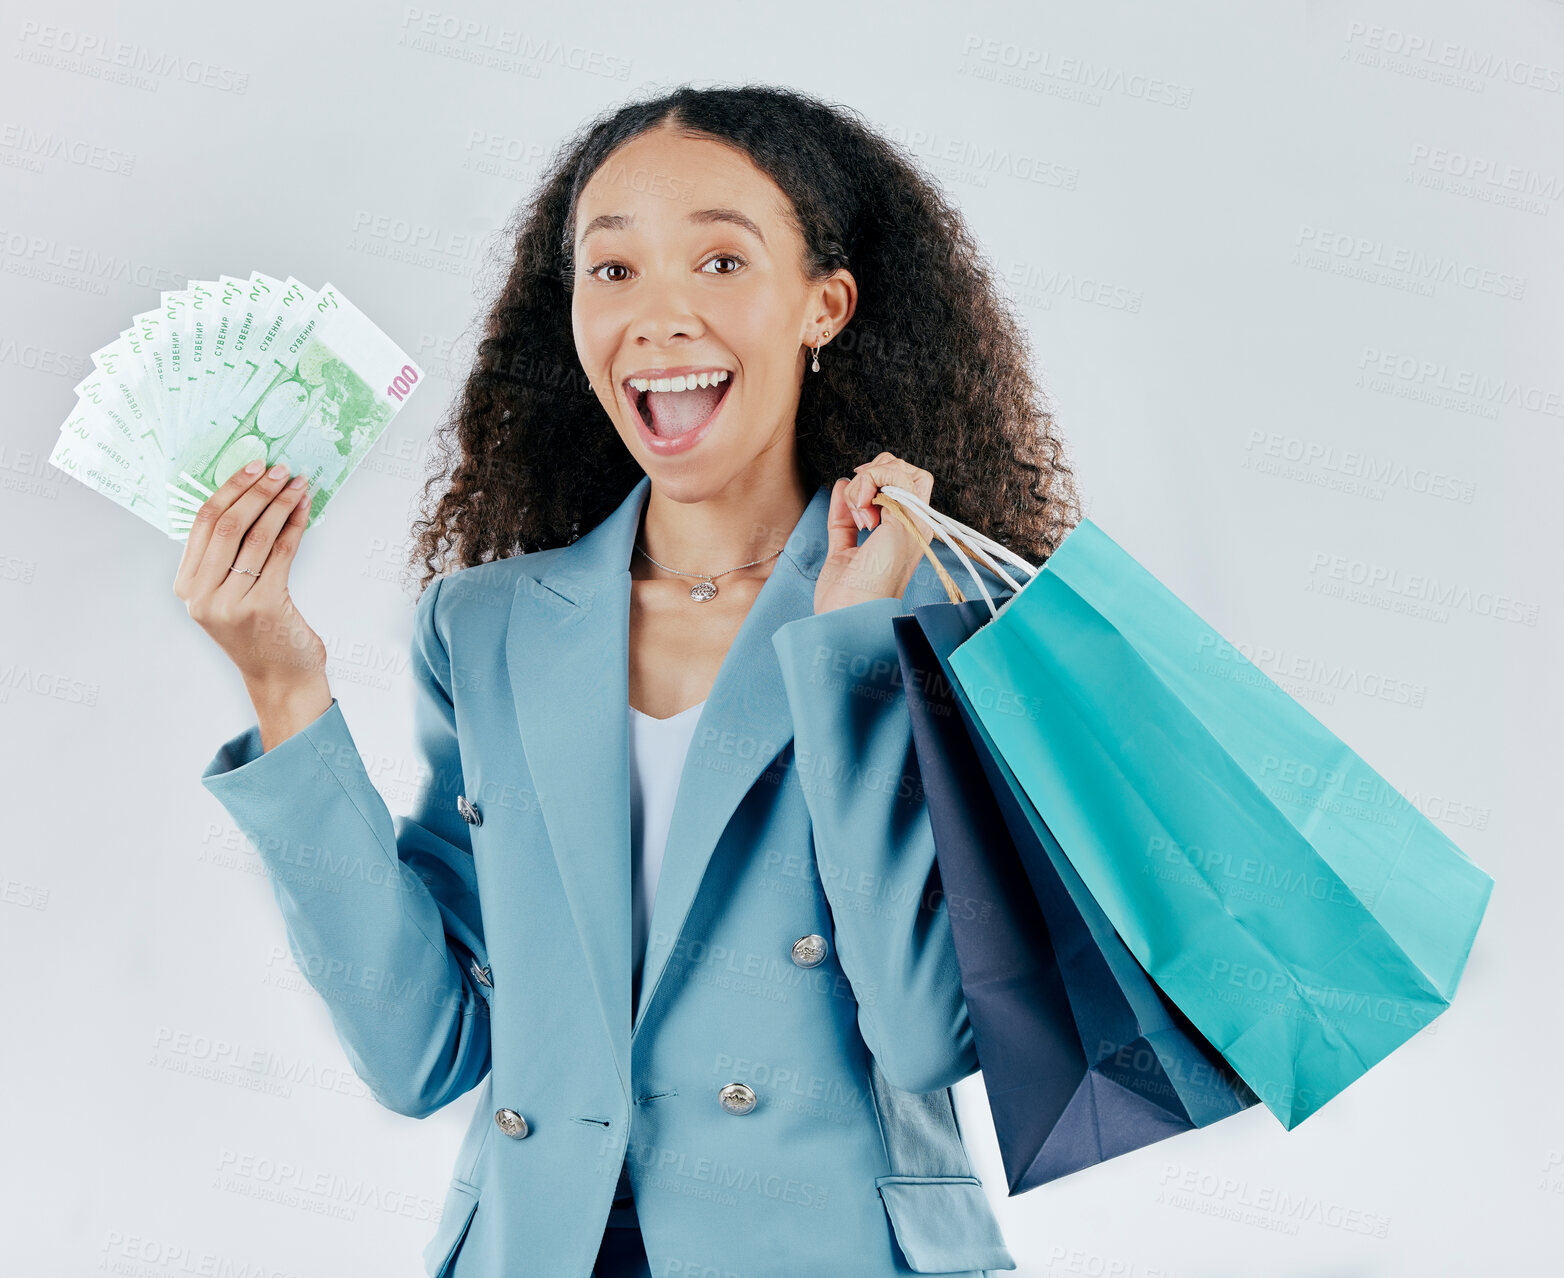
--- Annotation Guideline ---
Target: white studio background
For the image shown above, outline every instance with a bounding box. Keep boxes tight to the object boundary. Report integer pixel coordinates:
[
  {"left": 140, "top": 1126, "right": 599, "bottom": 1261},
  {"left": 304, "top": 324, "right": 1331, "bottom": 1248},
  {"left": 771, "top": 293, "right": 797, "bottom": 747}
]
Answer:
[{"left": 2, "top": 1, "right": 1557, "bottom": 1274}]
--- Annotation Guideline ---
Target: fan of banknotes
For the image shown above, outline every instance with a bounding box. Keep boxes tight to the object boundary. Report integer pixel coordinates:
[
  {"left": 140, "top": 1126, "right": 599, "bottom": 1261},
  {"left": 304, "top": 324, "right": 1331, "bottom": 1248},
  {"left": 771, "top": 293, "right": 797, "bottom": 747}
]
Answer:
[{"left": 47, "top": 271, "right": 425, "bottom": 540}]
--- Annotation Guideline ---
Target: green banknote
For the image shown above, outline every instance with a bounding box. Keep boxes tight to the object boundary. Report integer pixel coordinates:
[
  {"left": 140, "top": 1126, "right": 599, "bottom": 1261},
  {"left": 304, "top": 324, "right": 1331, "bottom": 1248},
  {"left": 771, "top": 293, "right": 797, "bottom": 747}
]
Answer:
[{"left": 48, "top": 272, "right": 426, "bottom": 539}]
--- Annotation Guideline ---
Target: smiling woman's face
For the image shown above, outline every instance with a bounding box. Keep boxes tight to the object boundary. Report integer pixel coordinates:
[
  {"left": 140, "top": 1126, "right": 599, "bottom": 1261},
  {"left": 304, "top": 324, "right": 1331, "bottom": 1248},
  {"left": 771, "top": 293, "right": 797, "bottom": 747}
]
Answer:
[{"left": 571, "top": 125, "right": 851, "bottom": 499}]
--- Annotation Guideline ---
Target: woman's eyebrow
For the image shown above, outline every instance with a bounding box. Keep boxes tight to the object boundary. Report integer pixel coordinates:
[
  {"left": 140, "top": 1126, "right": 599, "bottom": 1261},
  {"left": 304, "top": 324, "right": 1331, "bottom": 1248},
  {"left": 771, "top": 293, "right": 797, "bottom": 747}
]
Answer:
[
  {"left": 579, "top": 207, "right": 766, "bottom": 247},
  {"left": 689, "top": 207, "right": 766, "bottom": 245}
]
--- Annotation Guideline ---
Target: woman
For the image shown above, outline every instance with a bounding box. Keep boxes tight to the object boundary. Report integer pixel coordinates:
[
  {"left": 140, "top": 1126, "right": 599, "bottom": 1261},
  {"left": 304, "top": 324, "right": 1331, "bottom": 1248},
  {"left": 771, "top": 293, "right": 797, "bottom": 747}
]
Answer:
[{"left": 179, "top": 85, "right": 1080, "bottom": 1278}]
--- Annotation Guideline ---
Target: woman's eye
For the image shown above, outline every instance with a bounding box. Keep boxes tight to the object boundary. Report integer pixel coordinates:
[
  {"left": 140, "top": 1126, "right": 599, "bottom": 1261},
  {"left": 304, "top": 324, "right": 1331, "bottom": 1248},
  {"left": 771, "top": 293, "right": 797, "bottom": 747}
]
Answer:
[{"left": 585, "top": 254, "right": 745, "bottom": 283}]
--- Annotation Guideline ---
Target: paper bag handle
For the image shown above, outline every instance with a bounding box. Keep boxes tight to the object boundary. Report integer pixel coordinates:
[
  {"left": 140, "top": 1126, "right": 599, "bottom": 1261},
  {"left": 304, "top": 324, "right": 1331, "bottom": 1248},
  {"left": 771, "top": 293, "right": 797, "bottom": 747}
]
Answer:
[{"left": 872, "top": 484, "right": 1041, "bottom": 618}]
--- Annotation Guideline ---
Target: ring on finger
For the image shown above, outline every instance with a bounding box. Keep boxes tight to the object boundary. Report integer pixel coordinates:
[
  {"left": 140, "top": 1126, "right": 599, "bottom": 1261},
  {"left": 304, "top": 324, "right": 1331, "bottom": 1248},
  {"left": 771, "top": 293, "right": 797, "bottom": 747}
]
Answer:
[{"left": 229, "top": 564, "right": 262, "bottom": 577}]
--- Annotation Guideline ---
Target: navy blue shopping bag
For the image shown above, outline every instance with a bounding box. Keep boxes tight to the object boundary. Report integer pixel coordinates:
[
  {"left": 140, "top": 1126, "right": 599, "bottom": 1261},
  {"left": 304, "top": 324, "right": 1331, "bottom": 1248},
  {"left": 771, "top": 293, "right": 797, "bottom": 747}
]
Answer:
[{"left": 895, "top": 601, "right": 1257, "bottom": 1192}]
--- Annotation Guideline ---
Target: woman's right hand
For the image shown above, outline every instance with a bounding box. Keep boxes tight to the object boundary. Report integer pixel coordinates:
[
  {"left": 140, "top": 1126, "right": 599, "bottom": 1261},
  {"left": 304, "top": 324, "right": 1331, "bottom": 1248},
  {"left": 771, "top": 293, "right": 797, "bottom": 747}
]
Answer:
[{"left": 175, "top": 459, "right": 332, "bottom": 750}]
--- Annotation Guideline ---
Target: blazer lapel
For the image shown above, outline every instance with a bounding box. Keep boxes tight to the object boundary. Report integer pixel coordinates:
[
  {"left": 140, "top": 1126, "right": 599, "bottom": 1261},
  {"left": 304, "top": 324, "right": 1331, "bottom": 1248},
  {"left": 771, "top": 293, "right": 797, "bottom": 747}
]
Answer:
[
  {"left": 632, "top": 485, "right": 832, "bottom": 1040},
  {"left": 505, "top": 473, "right": 834, "bottom": 1091}
]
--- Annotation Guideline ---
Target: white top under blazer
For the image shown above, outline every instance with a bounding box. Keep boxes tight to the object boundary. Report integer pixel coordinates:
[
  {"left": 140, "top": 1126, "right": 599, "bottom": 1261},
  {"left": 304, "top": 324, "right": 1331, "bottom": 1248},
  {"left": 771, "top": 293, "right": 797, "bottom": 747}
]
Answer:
[
  {"left": 611, "top": 696, "right": 707, "bottom": 1227},
  {"left": 628, "top": 697, "right": 707, "bottom": 1005}
]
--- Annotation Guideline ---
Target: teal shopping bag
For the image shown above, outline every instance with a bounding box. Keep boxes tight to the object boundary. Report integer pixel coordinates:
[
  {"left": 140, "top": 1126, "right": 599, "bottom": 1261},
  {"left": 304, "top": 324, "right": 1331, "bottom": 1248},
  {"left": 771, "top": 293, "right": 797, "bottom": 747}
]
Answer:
[{"left": 939, "top": 516, "right": 1494, "bottom": 1130}]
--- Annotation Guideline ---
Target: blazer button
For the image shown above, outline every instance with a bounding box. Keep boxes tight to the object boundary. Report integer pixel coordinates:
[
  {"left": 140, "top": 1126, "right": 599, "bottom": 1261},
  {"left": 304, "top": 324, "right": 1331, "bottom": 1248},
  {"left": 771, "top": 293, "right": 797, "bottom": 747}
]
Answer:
[
  {"left": 457, "top": 795, "right": 482, "bottom": 826},
  {"left": 494, "top": 1108, "right": 529, "bottom": 1138},
  {"left": 718, "top": 1083, "right": 757, "bottom": 1115},
  {"left": 791, "top": 933, "right": 829, "bottom": 968}
]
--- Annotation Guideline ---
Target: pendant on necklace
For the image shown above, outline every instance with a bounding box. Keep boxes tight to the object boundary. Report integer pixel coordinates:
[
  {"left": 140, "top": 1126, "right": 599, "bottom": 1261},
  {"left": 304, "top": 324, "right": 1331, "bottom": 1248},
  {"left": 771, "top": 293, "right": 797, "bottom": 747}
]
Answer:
[{"left": 690, "top": 578, "right": 718, "bottom": 602}]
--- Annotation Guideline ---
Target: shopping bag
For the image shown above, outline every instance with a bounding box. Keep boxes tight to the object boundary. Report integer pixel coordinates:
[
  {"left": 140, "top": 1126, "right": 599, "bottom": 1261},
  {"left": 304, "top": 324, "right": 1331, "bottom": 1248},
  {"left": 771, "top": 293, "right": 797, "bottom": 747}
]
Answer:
[
  {"left": 874, "top": 487, "right": 1494, "bottom": 1129},
  {"left": 895, "top": 598, "right": 1256, "bottom": 1193}
]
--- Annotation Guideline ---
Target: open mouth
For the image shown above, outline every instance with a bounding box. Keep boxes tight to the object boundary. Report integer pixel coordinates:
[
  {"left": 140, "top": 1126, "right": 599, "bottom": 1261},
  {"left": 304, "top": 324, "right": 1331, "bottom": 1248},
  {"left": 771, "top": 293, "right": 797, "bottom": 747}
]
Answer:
[{"left": 626, "top": 370, "right": 732, "bottom": 440}]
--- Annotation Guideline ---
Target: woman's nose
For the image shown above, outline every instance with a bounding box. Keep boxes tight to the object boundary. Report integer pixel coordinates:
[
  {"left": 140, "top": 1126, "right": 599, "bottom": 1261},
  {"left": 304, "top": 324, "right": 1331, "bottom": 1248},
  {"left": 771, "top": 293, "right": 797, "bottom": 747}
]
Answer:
[
  {"left": 625, "top": 278, "right": 705, "bottom": 344},
  {"left": 630, "top": 312, "right": 702, "bottom": 347}
]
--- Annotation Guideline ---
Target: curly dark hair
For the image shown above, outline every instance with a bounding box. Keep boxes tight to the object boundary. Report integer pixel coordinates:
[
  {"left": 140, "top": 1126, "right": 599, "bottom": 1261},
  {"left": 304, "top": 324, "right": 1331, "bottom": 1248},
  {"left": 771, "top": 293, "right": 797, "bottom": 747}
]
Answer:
[{"left": 407, "top": 82, "right": 1082, "bottom": 596}]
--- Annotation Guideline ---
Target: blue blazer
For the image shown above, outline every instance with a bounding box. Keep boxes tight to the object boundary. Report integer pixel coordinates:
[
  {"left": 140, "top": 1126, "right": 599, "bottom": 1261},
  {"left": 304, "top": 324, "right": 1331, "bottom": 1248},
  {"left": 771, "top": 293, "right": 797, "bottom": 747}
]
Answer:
[{"left": 201, "top": 473, "right": 1018, "bottom": 1278}]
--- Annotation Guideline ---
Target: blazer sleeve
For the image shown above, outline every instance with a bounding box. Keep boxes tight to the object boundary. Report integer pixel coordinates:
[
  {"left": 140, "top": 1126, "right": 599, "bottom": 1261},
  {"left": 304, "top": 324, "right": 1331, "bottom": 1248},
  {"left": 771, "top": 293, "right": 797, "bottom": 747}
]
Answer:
[
  {"left": 771, "top": 591, "right": 978, "bottom": 1096},
  {"left": 199, "top": 573, "right": 491, "bottom": 1119}
]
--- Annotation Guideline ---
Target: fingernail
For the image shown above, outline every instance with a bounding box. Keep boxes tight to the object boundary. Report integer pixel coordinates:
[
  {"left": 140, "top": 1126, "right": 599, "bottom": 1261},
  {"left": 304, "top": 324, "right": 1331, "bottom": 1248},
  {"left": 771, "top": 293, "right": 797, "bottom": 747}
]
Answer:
[
  {"left": 243, "top": 459, "right": 264, "bottom": 474},
  {"left": 268, "top": 462, "right": 288, "bottom": 478},
  {"left": 287, "top": 474, "right": 306, "bottom": 488}
]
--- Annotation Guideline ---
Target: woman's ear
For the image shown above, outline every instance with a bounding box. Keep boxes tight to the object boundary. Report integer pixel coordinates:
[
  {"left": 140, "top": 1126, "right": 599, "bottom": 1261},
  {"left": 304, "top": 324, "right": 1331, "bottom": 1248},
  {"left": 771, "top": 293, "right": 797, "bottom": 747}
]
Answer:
[{"left": 809, "top": 268, "right": 857, "bottom": 345}]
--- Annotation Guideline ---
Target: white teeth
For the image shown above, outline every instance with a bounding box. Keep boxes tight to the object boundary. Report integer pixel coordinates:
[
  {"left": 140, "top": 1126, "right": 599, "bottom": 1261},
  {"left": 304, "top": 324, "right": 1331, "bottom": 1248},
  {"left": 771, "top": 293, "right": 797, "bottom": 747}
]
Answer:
[{"left": 627, "top": 370, "right": 729, "bottom": 394}]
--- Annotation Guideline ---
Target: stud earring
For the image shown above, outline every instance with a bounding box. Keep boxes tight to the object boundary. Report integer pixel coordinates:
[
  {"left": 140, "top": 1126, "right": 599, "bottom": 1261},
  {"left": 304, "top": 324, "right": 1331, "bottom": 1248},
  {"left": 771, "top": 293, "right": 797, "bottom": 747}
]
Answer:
[{"left": 811, "top": 328, "right": 831, "bottom": 373}]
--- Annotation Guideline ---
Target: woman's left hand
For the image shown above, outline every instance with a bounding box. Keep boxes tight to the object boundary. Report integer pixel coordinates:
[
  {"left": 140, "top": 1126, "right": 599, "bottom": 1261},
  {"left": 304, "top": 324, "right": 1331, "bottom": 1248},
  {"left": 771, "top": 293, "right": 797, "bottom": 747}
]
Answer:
[{"left": 815, "top": 452, "right": 940, "bottom": 615}]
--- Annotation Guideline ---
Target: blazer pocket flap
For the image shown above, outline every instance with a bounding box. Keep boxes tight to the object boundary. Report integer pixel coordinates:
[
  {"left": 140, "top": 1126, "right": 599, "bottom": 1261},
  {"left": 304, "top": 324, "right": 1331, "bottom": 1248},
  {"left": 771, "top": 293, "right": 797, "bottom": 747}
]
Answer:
[
  {"left": 422, "top": 1177, "right": 481, "bottom": 1278},
  {"left": 874, "top": 1175, "right": 1016, "bottom": 1272}
]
